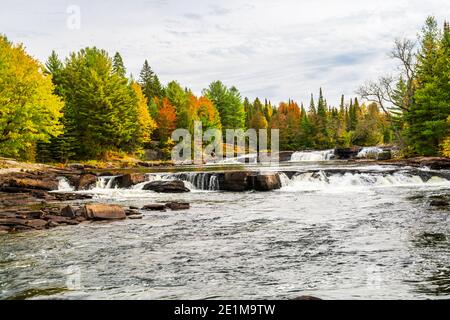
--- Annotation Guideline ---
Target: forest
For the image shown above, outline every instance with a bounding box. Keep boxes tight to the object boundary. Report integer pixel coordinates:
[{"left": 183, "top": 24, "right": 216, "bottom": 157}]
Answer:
[{"left": 0, "top": 16, "right": 448, "bottom": 162}]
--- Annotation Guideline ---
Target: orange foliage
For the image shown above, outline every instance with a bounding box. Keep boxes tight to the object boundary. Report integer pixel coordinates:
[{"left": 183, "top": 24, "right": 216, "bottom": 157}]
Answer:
[{"left": 154, "top": 97, "right": 177, "bottom": 141}]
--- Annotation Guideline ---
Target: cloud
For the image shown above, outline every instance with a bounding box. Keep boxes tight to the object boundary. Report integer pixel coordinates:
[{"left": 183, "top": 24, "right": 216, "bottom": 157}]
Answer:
[{"left": 1, "top": 0, "right": 449, "bottom": 106}]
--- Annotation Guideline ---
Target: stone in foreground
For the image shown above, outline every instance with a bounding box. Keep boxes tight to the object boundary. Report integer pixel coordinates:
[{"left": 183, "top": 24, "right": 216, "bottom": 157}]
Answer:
[
  {"left": 165, "top": 202, "right": 190, "bottom": 210},
  {"left": 142, "top": 204, "right": 166, "bottom": 211},
  {"left": 83, "top": 204, "right": 126, "bottom": 220}
]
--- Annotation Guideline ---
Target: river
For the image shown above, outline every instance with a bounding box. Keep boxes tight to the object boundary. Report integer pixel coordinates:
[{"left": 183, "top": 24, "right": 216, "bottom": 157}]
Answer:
[{"left": 0, "top": 157, "right": 449, "bottom": 300}]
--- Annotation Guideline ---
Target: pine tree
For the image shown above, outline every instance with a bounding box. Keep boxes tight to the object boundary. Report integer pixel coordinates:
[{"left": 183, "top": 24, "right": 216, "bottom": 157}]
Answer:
[
  {"left": 113, "top": 52, "right": 126, "bottom": 78},
  {"left": 203, "top": 81, "right": 245, "bottom": 130},
  {"left": 139, "top": 60, "right": 163, "bottom": 104},
  {"left": 406, "top": 17, "right": 449, "bottom": 155}
]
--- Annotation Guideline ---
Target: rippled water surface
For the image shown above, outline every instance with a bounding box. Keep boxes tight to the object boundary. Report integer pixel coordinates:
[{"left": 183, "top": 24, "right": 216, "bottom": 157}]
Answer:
[{"left": 0, "top": 163, "right": 449, "bottom": 300}]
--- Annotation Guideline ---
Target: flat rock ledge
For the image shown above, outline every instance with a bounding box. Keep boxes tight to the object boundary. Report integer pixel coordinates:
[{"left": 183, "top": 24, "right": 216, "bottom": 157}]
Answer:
[{"left": 0, "top": 201, "right": 192, "bottom": 234}]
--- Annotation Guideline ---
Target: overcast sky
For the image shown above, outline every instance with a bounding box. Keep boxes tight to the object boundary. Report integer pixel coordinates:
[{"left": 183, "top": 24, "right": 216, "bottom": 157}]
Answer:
[{"left": 1, "top": 0, "right": 449, "bottom": 105}]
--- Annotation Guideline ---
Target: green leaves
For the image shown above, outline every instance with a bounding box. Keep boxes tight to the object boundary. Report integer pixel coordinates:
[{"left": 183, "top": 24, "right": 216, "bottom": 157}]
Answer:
[{"left": 0, "top": 36, "right": 63, "bottom": 159}]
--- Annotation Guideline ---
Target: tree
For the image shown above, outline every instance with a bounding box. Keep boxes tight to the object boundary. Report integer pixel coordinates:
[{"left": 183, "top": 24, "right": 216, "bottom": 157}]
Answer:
[
  {"left": 154, "top": 97, "right": 177, "bottom": 143},
  {"left": 203, "top": 81, "right": 245, "bottom": 130},
  {"left": 165, "top": 81, "right": 191, "bottom": 130},
  {"left": 406, "top": 17, "right": 449, "bottom": 155},
  {"left": 60, "top": 47, "right": 139, "bottom": 158},
  {"left": 131, "top": 82, "right": 156, "bottom": 147},
  {"left": 113, "top": 52, "right": 126, "bottom": 77},
  {"left": 0, "top": 36, "right": 63, "bottom": 159},
  {"left": 139, "top": 60, "right": 163, "bottom": 104},
  {"left": 191, "top": 95, "right": 222, "bottom": 131}
]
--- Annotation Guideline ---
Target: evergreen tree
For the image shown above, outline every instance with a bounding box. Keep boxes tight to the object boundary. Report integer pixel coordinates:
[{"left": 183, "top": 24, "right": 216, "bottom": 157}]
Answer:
[
  {"left": 203, "top": 81, "right": 245, "bottom": 130},
  {"left": 139, "top": 60, "right": 164, "bottom": 104},
  {"left": 61, "top": 47, "right": 139, "bottom": 158},
  {"left": 406, "top": 17, "right": 449, "bottom": 155},
  {"left": 113, "top": 52, "right": 126, "bottom": 78}
]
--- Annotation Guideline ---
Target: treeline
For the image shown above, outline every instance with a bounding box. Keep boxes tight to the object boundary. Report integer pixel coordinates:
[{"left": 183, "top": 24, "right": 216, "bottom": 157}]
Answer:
[
  {"left": 359, "top": 17, "right": 450, "bottom": 157},
  {"left": 0, "top": 16, "right": 448, "bottom": 162}
]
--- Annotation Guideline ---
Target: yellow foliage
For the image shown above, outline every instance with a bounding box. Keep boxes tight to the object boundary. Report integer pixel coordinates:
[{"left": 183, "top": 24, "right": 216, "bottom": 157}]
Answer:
[
  {"left": 0, "top": 35, "right": 63, "bottom": 159},
  {"left": 131, "top": 82, "right": 156, "bottom": 144}
]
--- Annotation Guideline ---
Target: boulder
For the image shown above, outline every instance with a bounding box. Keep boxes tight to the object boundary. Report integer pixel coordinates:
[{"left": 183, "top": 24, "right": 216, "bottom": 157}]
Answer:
[
  {"left": 60, "top": 205, "right": 76, "bottom": 218},
  {"left": 249, "top": 173, "right": 282, "bottom": 191},
  {"left": 25, "top": 219, "right": 49, "bottom": 229},
  {"left": 377, "top": 150, "right": 392, "bottom": 161},
  {"left": 165, "top": 202, "right": 190, "bottom": 210},
  {"left": 44, "top": 215, "right": 80, "bottom": 225},
  {"left": 418, "top": 157, "right": 450, "bottom": 170},
  {"left": 75, "top": 173, "right": 97, "bottom": 190},
  {"left": 334, "top": 147, "right": 361, "bottom": 160},
  {"left": 142, "top": 204, "right": 166, "bottom": 211},
  {"left": 430, "top": 199, "right": 449, "bottom": 207},
  {"left": 3, "top": 177, "right": 58, "bottom": 191},
  {"left": 142, "top": 180, "right": 190, "bottom": 193},
  {"left": 114, "top": 173, "right": 146, "bottom": 188},
  {"left": 125, "top": 209, "right": 141, "bottom": 216},
  {"left": 220, "top": 172, "right": 251, "bottom": 191},
  {"left": 83, "top": 204, "right": 126, "bottom": 220}
]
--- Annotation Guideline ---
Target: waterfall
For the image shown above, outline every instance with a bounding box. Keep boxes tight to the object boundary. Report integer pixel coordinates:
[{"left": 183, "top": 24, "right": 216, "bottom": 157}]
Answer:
[
  {"left": 290, "top": 150, "right": 335, "bottom": 162},
  {"left": 95, "top": 176, "right": 118, "bottom": 189},
  {"left": 145, "top": 172, "right": 220, "bottom": 191},
  {"left": 57, "top": 177, "right": 75, "bottom": 191},
  {"left": 357, "top": 147, "right": 384, "bottom": 159},
  {"left": 209, "top": 153, "right": 258, "bottom": 165},
  {"left": 280, "top": 170, "right": 449, "bottom": 192}
]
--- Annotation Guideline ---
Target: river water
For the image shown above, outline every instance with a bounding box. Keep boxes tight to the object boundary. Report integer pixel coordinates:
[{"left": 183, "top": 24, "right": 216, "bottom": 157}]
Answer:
[{"left": 0, "top": 160, "right": 449, "bottom": 300}]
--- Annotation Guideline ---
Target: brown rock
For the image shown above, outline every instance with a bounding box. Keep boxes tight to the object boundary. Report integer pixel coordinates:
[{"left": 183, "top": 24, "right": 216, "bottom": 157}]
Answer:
[
  {"left": 0, "top": 218, "right": 28, "bottom": 226},
  {"left": 142, "top": 204, "right": 166, "bottom": 211},
  {"left": 142, "top": 180, "right": 190, "bottom": 193},
  {"left": 83, "top": 204, "right": 126, "bottom": 220},
  {"left": 221, "top": 172, "right": 251, "bottom": 191},
  {"left": 75, "top": 173, "right": 97, "bottom": 190},
  {"left": 250, "top": 173, "right": 282, "bottom": 191},
  {"left": 125, "top": 209, "right": 141, "bottom": 216},
  {"left": 165, "top": 202, "right": 190, "bottom": 211},
  {"left": 114, "top": 173, "right": 146, "bottom": 188},
  {"left": 127, "top": 215, "right": 143, "bottom": 219},
  {"left": 25, "top": 219, "right": 49, "bottom": 229},
  {"left": 47, "top": 221, "right": 59, "bottom": 228},
  {"left": 2, "top": 177, "right": 58, "bottom": 191},
  {"left": 60, "top": 205, "right": 76, "bottom": 218}
]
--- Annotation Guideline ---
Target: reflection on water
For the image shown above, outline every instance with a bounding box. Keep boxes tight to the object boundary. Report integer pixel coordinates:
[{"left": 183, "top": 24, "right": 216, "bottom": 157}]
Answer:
[{"left": 0, "top": 164, "right": 449, "bottom": 300}]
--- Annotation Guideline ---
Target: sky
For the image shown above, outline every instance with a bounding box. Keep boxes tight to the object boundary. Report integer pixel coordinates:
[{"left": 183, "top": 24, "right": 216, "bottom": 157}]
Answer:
[{"left": 1, "top": 0, "right": 449, "bottom": 106}]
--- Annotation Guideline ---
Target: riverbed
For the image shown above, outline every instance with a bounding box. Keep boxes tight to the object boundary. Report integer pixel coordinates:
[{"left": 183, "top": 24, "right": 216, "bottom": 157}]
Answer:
[{"left": 0, "top": 161, "right": 449, "bottom": 300}]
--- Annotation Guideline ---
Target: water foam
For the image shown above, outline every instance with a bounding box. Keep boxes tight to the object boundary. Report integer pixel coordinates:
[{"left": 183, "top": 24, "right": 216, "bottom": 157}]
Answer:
[{"left": 290, "top": 150, "right": 335, "bottom": 162}]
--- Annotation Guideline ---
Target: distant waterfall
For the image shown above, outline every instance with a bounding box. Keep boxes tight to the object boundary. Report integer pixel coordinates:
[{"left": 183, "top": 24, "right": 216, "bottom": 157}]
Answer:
[
  {"left": 280, "top": 169, "right": 449, "bottom": 191},
  {"left": 357, "top": 147, "right": 384, "bottom": 159},
  {"left": 290, "top": 150, "right": 335, "bottom": 162}
]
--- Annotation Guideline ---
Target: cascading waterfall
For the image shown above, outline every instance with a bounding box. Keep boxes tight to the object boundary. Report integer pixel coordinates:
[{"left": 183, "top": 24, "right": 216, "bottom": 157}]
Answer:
[
  {"left": 96, "top": 176, "right": 118, "bottom": 189},
  {"left": 209, "top": 153, "right": 258, "bottom": 165},
  {"left": 57, "top": 177, "right": 75, "bottom": 191},
  {"left": 290, "top": 150, "right": 335, "bottom": 162},
  {"left": 167, "top": 172, "right": 221, "bottom": 191},
  {"left": 357, "top": 147, "right": 384, "bottom": 159},
  {"left": 279, "top": 169, "right": 449, "bottom": 191}
]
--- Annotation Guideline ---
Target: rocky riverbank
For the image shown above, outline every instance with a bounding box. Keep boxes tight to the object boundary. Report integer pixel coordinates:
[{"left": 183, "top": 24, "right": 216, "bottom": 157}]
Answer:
[
  {"left": 0, "top": 166, "right": 191, "bottom": 233},
  {"left": 1, "top": 156, "right": 449, "bottom": 234}
]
